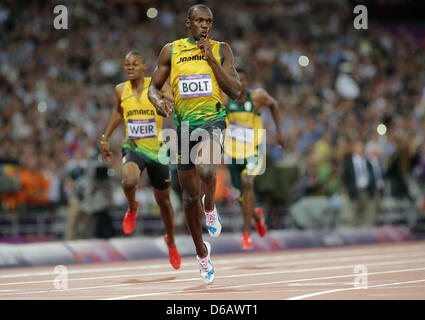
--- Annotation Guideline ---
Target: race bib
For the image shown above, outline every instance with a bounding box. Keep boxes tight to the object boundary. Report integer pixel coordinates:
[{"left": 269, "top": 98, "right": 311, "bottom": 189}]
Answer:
[
  {"left": 127, "top": 119, "right": 157, "bottom": 139},
  {"left": 227, "top": 122, "right": 254, "bottom": 144},
  {"left": 179, "top": 74, "right": 213, "bottom": 98}
]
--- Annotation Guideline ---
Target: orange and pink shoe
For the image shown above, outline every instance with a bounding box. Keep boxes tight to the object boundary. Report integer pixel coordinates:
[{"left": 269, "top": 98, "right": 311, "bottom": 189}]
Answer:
[
  {"left": 241, "top": 232, "right": 253, "bottom": 250},
  {"left": 254, "top": 207, "right": 267, "bottom": 237},
  {"left": 164, "top": 235, "right": 181, "bottom": 270},
  {"left": 122, "top": 201, "right": 140, "bottom": 235}
]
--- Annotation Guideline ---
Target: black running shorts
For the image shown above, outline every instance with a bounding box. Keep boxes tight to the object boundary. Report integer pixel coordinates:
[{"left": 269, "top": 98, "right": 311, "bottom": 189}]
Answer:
[
  {"left": 176, "top": 117, "right": 226, "bottom": 171},
  {"left": 122, "top": 148, "right": 171, "bottom": 190}
]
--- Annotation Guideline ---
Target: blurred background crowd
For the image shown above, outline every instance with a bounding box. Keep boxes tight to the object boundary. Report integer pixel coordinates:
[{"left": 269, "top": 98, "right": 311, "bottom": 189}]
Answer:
[{"left": 1, "top": 0, "right": 425, "bottom": 241}]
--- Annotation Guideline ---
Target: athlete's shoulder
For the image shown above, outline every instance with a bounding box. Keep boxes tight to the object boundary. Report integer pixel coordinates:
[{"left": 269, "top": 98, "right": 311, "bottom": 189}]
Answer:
[
  {"left": 251, "top": 88, "right": 268, "bottom": 97},
  {"left": 143, "top": 76, "right": 152, "bottom": 88},
  {"left": 158, "top": 43, "right": 173, "bottom": 61},
  {"left": 170, "top": 38, "right": 190, "bottom": 53},
  {"left": 249, "top": 88, "right": 265, "bottom": 102},
  {"left": 115, "top": 81, "right": 128, "bottom": 97},
  {"left": 210, "top": 39, "right": 222, "bottom": 45},
  {"left": 250, "top": 88, "right": 276, "bottom": 108},
  {"left": 217, "top": 41, "right": 231, "bottom": 49},
  {"left": 162, "top": 42, "right": 173, "bottom": 49},
  {"left": 172, "top": 38, "right": 186, "bottom": 45},
  {"left": 216, "top": 41, "right": 234, "bottom": 60},
  {"left": 251, "top": 87, "right": 263, "bottom": 93}
]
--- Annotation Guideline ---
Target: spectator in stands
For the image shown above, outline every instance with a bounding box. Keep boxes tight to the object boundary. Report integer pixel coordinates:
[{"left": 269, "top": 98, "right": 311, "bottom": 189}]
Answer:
[
  {"left": 0, "top": 0, "right": 424, "bottom": 235},
  {"left": 340, "top": 139, "right": 377, "bottom": 227}
]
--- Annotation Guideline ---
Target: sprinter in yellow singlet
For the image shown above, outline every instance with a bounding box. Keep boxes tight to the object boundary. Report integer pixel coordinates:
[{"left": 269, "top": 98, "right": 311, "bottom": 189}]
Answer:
[
  {"left": 101, "top": 51, "right": 181, "bottom": 270},
  {"left": 223, "top": 67, "right": 284, "bottom": 250},
  {"left": 148, "top": 4, "right": 242, "bottom": 284}
]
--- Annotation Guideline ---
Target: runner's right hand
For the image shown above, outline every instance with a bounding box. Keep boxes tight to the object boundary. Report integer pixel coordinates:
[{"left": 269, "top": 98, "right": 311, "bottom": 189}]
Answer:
[
  {"left": 155, "top": 99, "right": 174, "bottom": 117},
  {"left": 101, "top": 142, "right": 113, "bottom": 163}
]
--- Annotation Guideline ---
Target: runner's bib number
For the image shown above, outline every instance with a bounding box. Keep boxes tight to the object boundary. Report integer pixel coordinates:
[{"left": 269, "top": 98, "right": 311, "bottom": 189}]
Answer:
[
  {"left": 179, "top": 74, "right": 213, "bottom": 98},
  {"left": 127, "top": 119, "right": 157, "bottom": 139},
  {"left": 227, "top": 122, "right": 254, "bottom": 144}
]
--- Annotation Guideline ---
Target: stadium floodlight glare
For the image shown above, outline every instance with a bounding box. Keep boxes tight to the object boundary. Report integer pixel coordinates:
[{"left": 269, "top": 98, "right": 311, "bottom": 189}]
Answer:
[
  {"left": 147, "top": 7, "right": 158, "bottom": 19},
  {"left": 377, "top": 123, "right": 387, "bottom": 136},
  {"left": 298, "top": 55, "right": 309, "bottom": 67},
  {"left": 37, "top": 101, "right": 47, "bottom": 113}
]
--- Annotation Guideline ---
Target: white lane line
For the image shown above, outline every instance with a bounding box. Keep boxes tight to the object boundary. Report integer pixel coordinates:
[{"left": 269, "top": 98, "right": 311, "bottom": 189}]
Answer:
[
  {"left": 255, "top": 250, "right": 425, "bottom": 268},
  {"left": 1, "top": 242, "right": 424, "bottom": 279},
  {"left": 0, "top": 262, "right": 188, "bottom": 279},
  {"left": 2, "top": 263, "right": 425, "bottom": 300},
  {"left": 0, "top": 267, "right": 201, "bottom": 287},
  {"left": 1, "top": 250, "right": 424, "bottom": 287},
  {"left": 214, "top": 257, "right": 425, "bottom": 281},
  {"left": 19, "top": 257, "right": 425, "bottom": 297},
  {"left": 103, "top": 266, "right": 425, "bottom": 300},
  {"left": 287, "top": 282, "right": 354, "bottom": 287},
  {"left": 287, "top": 279, "right": 425, "bottom": 300},
  {"left": 2, "top": 242, "right": 425, "bottom": 280}
]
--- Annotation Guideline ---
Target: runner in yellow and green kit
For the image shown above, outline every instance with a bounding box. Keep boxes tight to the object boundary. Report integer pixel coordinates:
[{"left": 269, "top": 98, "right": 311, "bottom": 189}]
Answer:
[
  {"left": 101, "top": 51, "right": 181, "bottom": 270},
  {"left": 148, "top": 4, "right": 242, "bottom": 284},
  {"left": 223, "top": 67, "right": 284, "bottom": 250}
]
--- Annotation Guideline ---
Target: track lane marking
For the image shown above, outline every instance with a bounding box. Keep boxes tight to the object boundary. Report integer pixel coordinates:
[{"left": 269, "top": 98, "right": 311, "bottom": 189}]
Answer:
[
  {"left": 1, "top": 242, "right": 424, "bottom": 279},
  {"left": 287, "top": 279, "right": 425, "bottom": 300},
  {"left": 2, "top": 258, "right": 425, "bottom": 298},
  {"left": 1, "top": 250, "right": 424, "bottom": 287},
  {"left": 103, "top": 267, "right": 425, "bottom": 300}
]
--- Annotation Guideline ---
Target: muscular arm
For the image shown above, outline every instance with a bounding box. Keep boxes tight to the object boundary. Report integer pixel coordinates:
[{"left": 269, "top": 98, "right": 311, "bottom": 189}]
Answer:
[
  {"left": 205, "top": 42, "right": 242, "bottom": 100},
  {"left": 103, "top": 84, "right": 124, "bottom": 138},
  {"left": 148, "top": 44, "right": 174, "bottom": 117},
  {"left": 161, "top": 82, "right": 174, "bottom": 103},
  {"left": 101, "top": 84, "right": 124, "bottom": 162},
  {"left": 220, "top": 90, "right": 228, "bottom": 107},
  {"left": 251, "top": 88, "right": 284, "bottom": 148}
]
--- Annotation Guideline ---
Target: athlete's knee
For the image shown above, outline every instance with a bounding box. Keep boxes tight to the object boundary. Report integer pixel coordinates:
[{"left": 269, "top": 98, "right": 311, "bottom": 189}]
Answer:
[
  {"left": 182, "top": 189, "right": 200, "bottom": 208},
  {"left": 156, "top": 193, "right": 172, "bottom": 209},
  {"left": 198, "top": 164, "right": 216, "bottom": 183},
  {"left": 241, "top": 173, "right": 254, "bottom": 190},
  {"left": 121, "top": 175, "right": 138, "bottom": 191}
]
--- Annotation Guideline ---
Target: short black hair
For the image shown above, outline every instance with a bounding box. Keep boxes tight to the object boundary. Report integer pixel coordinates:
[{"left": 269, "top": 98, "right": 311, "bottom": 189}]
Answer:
[
  {"left": 187, "top": 4, "right": 212, "bottom": 19},
  {"left": 125, "top": 50, "right": 144, "bottom": 61}
]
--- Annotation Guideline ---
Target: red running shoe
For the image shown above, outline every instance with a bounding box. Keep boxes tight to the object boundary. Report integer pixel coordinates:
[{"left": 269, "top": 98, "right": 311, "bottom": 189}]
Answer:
[
  {"left": 122, "top": 201, "right": 139, "bottom": 235},
  {"left": 164, "top": 235, "right": 181, "bottom": 270},
  {"left": 254, "top": 207, "right": 267, "bottom": 237},
  {"left": 241, "top": 232, "right": 253, "bottom": 250}
]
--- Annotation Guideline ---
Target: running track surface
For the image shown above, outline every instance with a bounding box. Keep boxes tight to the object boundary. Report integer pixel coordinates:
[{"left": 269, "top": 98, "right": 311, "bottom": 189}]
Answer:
[{"left": 1, "top": 240, "right": 425, "bottom": 300}]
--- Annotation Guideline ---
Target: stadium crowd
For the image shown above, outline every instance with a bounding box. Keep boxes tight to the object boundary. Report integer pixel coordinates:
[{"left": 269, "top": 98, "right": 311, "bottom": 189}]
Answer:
[{"left": 0, "top": 0, "right": 424, "bottom": 235}]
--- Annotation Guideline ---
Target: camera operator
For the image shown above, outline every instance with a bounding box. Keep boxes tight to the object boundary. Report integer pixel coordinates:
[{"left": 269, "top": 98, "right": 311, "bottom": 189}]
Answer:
[
  {"left": 65, "top": 159, "right": 115, "bottom": 240},
  {"left": 0, "top": 158, "right": 22, "bottom": 215},
  {"left": 0, "top": 158, "right": 21, "bottom": 194}
]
